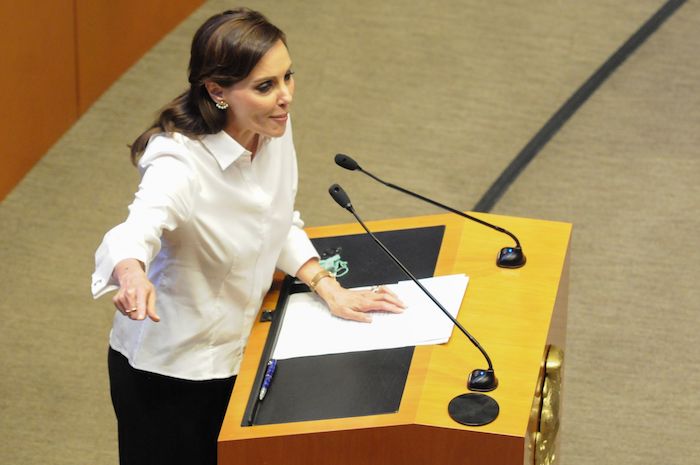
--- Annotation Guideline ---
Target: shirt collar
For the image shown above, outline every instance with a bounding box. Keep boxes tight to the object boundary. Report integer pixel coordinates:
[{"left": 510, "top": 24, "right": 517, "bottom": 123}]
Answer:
[
  {"left": 200, "top": 132, "right": 272, "bottom": 171},
  {"left": 199, "top": 131, "right": 251, "bottom": 171}
]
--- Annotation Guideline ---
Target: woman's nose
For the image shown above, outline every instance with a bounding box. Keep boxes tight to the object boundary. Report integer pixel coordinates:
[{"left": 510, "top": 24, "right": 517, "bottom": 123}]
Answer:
[{"left": 278, "top": 84, "right": 293, "bottom": 106}]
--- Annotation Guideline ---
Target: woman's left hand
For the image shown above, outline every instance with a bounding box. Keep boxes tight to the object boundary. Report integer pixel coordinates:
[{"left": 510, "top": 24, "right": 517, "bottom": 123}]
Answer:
[{"left": 315, "top": 279, "right": 406, "bottom": 323}]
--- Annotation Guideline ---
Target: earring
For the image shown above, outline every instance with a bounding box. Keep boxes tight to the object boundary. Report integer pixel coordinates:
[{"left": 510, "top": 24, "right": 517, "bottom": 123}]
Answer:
[{"left": 215, "top": 100, "right": 229, "bottom": 110}]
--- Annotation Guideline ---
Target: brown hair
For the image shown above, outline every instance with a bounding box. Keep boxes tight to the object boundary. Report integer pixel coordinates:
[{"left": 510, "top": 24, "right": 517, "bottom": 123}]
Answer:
[{"left": 129, "top": 8, "right": 286, "bottom": 164}]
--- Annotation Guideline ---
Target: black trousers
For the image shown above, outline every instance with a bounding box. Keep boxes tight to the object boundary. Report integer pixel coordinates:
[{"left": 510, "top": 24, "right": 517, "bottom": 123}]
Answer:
[{"left": 108, "top": 348, "right": 236, "bottom": 465}]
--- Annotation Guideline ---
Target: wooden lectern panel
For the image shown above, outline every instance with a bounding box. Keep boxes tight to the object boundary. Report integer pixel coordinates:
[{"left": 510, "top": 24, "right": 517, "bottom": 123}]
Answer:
[{"left": 219, "top": 213, "right": 571, "bottom": 465}]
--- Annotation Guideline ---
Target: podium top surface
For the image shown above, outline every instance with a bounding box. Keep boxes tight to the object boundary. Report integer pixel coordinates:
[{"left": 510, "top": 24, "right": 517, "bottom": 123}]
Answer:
[{"left": 220, "top": 212, "right": 572, "bottom": 441}]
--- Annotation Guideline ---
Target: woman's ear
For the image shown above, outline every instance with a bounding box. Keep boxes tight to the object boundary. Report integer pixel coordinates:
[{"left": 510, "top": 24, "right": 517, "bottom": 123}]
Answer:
[{"left": 204, "top": 80, "right": 224, "bottom": 103}]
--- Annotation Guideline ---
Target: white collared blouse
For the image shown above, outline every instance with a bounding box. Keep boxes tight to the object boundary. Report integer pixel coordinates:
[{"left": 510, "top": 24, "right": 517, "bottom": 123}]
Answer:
[{"left": 91, "top": 120, "right": 318, "bottom": 380}]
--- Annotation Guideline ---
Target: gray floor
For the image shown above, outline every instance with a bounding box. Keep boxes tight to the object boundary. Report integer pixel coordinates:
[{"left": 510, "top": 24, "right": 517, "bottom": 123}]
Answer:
[{"left": 1, "top": 1, "right": 698, "bottom": 463}]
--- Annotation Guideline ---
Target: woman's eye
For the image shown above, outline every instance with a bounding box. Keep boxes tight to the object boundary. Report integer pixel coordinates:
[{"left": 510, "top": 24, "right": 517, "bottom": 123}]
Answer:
[
  {"left": 256, "top": 81, "right": 273, "bottom": 93},
  {"left": 256, "top": 72, "right": 293, "bottom": 93}
]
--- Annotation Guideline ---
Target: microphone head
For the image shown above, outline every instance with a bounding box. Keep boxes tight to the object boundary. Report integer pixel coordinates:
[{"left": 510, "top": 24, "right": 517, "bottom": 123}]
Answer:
[
  {"left": 328, "top": 183, "right": 353, "bottom": 210},
  {"left": 334, "top": 153, "right": 360, "bottom": 171},
  {"left": 467, "top": 368, "right": 498, "bottom": 392},
  {"left": 497, "top": 246, "right": 526, "bottom": 268}
]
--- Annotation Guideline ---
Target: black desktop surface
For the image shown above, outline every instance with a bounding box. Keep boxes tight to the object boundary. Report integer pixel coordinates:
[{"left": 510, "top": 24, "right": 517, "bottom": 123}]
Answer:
[{"left": 244, "top": 225, "right": 445, "bottom": 426}]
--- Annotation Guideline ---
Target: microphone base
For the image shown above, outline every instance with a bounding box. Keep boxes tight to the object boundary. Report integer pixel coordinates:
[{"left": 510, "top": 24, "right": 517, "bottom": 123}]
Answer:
[
  {"left": 467, "top": 368, "right": 498, "bottom": 392},
  {"left": 448, "top": 393, "right": 499, "bottom": 426},
  {"left": 496, "top": 246, "right": 526, "bottom": 268}
]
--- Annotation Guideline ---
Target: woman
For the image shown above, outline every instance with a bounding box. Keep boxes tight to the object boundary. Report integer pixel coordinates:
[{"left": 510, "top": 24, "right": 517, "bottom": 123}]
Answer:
[{"left": 91, "top": 8, "right": 404, "bottom": 465}]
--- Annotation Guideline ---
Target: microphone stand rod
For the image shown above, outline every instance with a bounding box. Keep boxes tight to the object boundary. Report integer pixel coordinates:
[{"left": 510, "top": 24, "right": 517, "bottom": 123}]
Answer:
[
  {"left": 359, "top": 168, "right": 521, "bottom": 248},
  {"left": 347, "top": 206, "right": 494, "bottom": 371}
]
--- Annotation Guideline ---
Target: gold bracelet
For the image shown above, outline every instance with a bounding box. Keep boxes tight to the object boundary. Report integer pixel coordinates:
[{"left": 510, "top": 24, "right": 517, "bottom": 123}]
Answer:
[{"left": 308, "top": 269, "right": 335, "bottom": 293}]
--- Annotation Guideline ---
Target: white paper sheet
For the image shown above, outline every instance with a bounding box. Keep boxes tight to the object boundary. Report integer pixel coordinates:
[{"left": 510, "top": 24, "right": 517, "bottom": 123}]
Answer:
[{"left": 272, "top": 274, "right": 469, "bottom": 360}]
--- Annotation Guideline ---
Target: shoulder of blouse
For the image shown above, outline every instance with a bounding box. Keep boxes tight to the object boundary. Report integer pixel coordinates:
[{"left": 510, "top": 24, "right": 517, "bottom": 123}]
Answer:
[{"left": 137, "top": 132, "right": 197, "bottom": 173}]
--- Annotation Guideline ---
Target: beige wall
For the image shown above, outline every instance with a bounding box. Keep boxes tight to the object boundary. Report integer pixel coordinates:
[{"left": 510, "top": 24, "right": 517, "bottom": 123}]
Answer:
[{"left": 0, "top": 0, "right": 204, "bottom": 200}]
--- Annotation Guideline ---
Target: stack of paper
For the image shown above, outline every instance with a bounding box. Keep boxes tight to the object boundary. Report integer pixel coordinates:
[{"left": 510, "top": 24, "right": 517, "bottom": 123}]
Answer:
[{"left": 272, "top": 274, "right": 469, "bottom": 360}]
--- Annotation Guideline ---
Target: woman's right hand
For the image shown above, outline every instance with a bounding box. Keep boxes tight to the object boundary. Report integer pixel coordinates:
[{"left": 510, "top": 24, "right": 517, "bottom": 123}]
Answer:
[{"left": 111, "top": 258, "right": 160, "bottom": 322}]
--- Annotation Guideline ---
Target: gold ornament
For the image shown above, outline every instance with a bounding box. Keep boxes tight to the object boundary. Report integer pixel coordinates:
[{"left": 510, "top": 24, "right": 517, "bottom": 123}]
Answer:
[{"left": 533, "top": 345, "right": 564, "bottom": 465}]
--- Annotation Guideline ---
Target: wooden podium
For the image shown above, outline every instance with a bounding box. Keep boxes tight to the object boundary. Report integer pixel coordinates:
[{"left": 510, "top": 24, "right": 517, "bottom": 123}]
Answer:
[{"left": 219, "top": 212, "right": 571, "bottom": 465}]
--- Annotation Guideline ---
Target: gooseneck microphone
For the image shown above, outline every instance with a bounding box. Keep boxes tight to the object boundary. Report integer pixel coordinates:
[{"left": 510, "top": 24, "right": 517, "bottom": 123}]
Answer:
[
  {"left": 329, "top": 184, "right": 500, "bottom": 425},
  {"left": 328, "top": 184, "right": 498, "bottom": 394},
  {"left": 334, "top": 153, "right": 526, "bottom": 268}
]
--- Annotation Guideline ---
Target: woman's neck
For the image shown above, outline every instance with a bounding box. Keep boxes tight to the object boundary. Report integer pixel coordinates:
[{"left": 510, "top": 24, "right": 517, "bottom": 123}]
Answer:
[{"left": 225, "top": 125, "right": 259, "bottom": 156}]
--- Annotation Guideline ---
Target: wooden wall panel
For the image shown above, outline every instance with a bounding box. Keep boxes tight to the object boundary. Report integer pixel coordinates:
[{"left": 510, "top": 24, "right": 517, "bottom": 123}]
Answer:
[
  {"left": 0, "top": 0, "right": 204, "bottom": 200},
  {"left": 0, "top": 0, "right": 79, "bottom": 201},
  {"left": 75, "top": 0, "right": 204, "bottom": 113}
]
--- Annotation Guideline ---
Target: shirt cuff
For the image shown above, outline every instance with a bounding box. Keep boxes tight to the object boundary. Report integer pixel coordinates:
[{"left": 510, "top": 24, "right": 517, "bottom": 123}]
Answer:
[{"left": 91, "top": 228, "right": 151, "bottom": 299}]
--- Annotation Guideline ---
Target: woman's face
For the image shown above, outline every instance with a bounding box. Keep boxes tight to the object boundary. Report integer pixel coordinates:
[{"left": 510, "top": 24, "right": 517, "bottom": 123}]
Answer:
[{"left": 208, "top": 39, "right": 295, "bottom": 150}]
